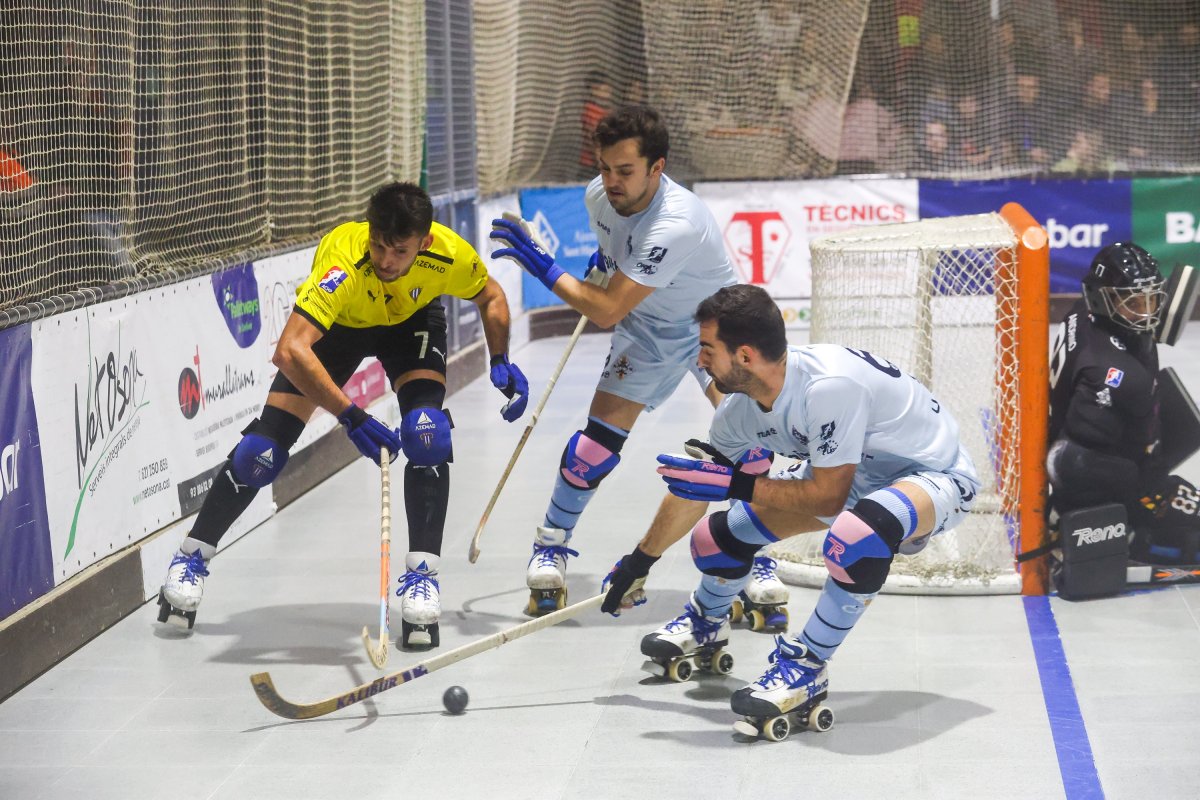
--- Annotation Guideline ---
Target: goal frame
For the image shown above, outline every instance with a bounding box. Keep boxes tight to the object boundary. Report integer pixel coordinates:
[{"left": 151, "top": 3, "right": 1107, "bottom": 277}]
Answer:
[{"left": 771, "top": 202, "right": 1050, "bottom": 595}]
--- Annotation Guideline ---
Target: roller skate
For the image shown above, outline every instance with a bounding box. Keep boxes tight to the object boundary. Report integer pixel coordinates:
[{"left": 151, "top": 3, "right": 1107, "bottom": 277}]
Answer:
[
  {"left": 156, "top": 537, "right": 214, "bottom": 630},
  {"left": 731, "top": 636, "right": 834, "bottom": 742},
  {"left": 525, "top": 526, "right": 578, "bottom": 616},
  {"left": 730, "top": 556, "right": 789, "bottom": 633},
  {"left": 640, "top": 595, "right": 735, "bottom": 682},
  {"left": 397, "top": 552, "right": 440, "bottom": 649}
]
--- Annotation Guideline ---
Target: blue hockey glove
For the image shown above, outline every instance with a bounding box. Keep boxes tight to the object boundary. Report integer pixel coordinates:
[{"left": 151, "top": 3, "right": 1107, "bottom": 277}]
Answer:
[
  {"left": 489, "top": 354, "right": 529, "bottom": 422},
  {"left": 489, "top": 217, "right": 565, "bottom": 291},
  {"left": 584, "top": 248, "right": 609, "bottom": 280},
  {"left": 601, "top": 546, "right": 659, "bottom": 616},
  {"left": 656, "top": 439, "right": 758, "bottom": 502},
  {"left": 337, "top": 403, "right": 402, "bottom": 465}
]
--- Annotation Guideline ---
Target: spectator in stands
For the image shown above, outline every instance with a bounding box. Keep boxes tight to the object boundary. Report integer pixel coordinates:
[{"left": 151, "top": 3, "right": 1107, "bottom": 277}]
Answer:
[
  {"left": 1052, "top": 129, "right": 1113, "bottom": 175},
  {"left": 1076, "top": 70, "right": 1117, "bottom": 135},
  {"left": 1003, "top": 72, "right": 1060, "bottom": 171},
  {"left": 580, "top": 71, "right": 615, "bottom": 175},
  {"left": 1115, "top": 77, "right": 1176, "bottom": 166},
  {"left": 1156, "top": 21, "right": 1200, "bottom": 162},
  {"left": 837, "top": 81, "right": 901, "bottom": 174},
  {"left": 917, "top": 118, "right": 953, "bottom": 172},
  {"left": 950, "top": 91, "right": 993, "bottom": 168}
]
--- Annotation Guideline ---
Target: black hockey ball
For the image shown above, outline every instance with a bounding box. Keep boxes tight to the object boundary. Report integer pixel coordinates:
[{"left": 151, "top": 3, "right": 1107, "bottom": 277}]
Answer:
[{"left": 442, "top": 685, "right": 469, "bottom": 714}]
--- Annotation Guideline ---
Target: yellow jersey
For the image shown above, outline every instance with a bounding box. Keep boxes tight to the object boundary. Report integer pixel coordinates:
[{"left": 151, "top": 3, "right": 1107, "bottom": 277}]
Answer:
[{"left": 294, "top": 220, "right": 489, "bottom": 331}]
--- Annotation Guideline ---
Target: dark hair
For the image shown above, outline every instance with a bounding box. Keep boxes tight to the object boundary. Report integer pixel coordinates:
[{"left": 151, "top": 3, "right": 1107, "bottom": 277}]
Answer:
[
  {"left": 366, "top": 182, "right": 434, "bottom": 243},
  {"left": 593, "top": 104, "right": 669, "bottom": 165},
  {"left": 695, "top": 284, "right": 787, "bottom": 362}
]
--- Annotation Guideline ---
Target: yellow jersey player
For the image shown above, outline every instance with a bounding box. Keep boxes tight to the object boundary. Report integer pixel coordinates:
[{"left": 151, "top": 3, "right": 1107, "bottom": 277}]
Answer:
[{"left": 157, "top": 182, "right": 528, "bottom": 650}]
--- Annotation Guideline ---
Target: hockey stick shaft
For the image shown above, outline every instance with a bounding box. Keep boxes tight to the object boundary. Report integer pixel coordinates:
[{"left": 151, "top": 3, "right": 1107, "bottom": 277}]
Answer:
[
  {"left": 468, "top": 312, "right": 589, "bottom": 563},
  {"left": 362, "top": 449, "right": 391, "bottom": 668},
  {"left": 251, "top": 592, "right": 605, "bottom": 720},
  {"left": 1127, "top": 563, "right": 1200, "bottom": 585}
]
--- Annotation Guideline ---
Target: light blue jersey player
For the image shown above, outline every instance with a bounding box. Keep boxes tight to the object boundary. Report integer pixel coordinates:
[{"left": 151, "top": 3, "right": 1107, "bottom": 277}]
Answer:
[
  {"left": 601, "top": 284, "right": 980, "bottom": 740},
  {"left": 490, "top": 105, "right": 736, "bottom": 615}
]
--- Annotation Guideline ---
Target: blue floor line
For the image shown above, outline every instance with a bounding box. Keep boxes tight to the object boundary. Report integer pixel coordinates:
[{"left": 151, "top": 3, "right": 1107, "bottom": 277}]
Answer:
[{"left": 1023, "top": 595, "right": 1105, "bottom": 800}]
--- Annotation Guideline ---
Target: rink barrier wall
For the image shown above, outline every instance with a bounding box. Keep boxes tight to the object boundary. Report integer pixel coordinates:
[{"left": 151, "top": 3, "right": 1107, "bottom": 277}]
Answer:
[{"left": 0, "top": 303, "right": 585, "bottom": 703}]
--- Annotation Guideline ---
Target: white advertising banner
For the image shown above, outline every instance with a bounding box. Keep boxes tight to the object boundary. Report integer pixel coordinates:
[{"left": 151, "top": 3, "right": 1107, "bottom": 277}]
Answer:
[
  {"left": 476, "top": 193, "right": 528, "bottom": 351},
  {"left": 694, "top": 179, "right": 919, "bottom": 327},
  {"left": 33, "top": 269, "right": 273, "bottom": 583}
]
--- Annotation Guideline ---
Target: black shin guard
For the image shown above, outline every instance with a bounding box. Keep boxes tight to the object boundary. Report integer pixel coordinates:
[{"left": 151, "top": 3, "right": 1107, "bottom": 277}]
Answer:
[
  {"left": 405, "top": 462, "right": 449, "bottom": 556},
  {"left": 190, "top": 464, "right": 261, "bottom": 548},
  {"left": 190, "top": 406, "right": 305, "bottom": 549}
]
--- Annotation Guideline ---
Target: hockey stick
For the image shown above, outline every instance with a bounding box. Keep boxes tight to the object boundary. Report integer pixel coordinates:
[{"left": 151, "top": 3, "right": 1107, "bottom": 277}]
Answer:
[
  {"left": 469, "top": 312, "right": 588, "bottom": 563},
  {"left": 361, "top": 448, "right": 391, "bottom": 668},
  {"left": 1126, "top": 562, "right": 1200, "bottom": 585},
  {"left": 251, "top": 592, "right": 605, "bottom": 720},
  {"left": 469, "top": 215, "right": 609, "bottom": 564}
]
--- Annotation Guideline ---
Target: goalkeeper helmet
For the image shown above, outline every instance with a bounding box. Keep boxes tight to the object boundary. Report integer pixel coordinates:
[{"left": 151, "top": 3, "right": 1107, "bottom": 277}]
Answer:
[{"left": 1082, "top": 242, "right": 1166, "bottom": 333}]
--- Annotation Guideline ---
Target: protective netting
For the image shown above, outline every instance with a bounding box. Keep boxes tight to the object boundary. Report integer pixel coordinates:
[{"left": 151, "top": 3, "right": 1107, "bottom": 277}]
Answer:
[
  {"left": 769, "top": 214, "right": 1027, "bottom": 594},
  {"left": 0, "top": 2, "right": 424, "bottom": 313},
  {"left": 475, "top": 0, "right": 1200, "bottom": 192}
]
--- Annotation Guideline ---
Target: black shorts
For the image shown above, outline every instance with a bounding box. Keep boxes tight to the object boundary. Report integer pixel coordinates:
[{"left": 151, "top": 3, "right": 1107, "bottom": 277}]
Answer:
[{"left": 271, "top": 301, "right": 448, "bottom": 395}]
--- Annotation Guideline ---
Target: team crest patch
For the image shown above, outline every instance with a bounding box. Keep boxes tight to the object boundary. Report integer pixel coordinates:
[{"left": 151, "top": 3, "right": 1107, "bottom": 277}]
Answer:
[
  {"left": 1109, "top": 336, "right": 1126, "bottom": 351},
  {"left": 1096, "top": 387, "right": 1112, "bottom": 407},
  {"left": 410, "top": 287, "right": 421, "bottom": 302},
  {"left": 319, "top": 267, "right": 348, "bottom": 293},
  {"left": 613, "top": 355, "right": 633, "bottom": 379},
  {"left": 1105, "top": 367, "right": 1124, "bottom": 387}
]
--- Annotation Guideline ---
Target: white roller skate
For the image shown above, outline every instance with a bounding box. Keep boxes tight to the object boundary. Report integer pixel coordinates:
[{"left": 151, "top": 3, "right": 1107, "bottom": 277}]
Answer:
[
  {"left": 397, "top": 552, "right": 440, "bottom": 649},
  {"left": 640, "top": 595, "right": 735, "bottom": 682},
  {"left": 525, "top": 526, "right": 578, "bottom": 616},
  {"left": 157, "top": 537, "right": 215, "bottom": 630},
  {"left": 730, "top": 556, "right": 789, "bottom": 633},
  {"left": 731, "top": 636, "right": 834, "bottom": 742}
]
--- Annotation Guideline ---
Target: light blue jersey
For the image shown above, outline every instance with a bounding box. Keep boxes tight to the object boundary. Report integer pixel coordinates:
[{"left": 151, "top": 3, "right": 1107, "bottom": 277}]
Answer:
[
  {"left": 710, "top": 345, "right": 979, "bottom": 516},
  {"left": 586, "top": 173, "right": 736, "bottom": 409}
]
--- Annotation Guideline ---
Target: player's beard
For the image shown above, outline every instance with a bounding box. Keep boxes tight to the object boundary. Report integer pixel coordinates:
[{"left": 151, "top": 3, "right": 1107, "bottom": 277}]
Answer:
[{"left": 710, "top": 362, "right": 754, "bottom": 395}]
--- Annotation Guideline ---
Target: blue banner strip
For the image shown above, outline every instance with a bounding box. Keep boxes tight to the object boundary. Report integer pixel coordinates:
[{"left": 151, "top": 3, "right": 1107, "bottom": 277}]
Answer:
[{"left": 1022, "top": 596, "right": 1105, "bottom": 800}]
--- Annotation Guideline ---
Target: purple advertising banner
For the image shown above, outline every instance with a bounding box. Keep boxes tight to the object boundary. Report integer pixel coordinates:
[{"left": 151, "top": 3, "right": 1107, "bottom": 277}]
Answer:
[
  {"left": 212, "top": 262, "right": 262, "bottom": 348},
  {"left": 0, "top": 323, "right": 53, "bottom": 618},
  {"left": 919, "top": 179, "right": 1133, "bottom": 294}
]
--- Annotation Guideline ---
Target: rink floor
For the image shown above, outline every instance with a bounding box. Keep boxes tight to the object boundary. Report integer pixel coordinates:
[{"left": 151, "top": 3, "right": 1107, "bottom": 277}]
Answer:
[{"left": 2, "top": 327, "right": 1199, "bottom": 800}]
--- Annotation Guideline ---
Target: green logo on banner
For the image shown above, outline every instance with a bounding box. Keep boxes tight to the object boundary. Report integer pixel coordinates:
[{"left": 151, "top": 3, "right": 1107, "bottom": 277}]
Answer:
[{"left": 1132, "top": 176, "right": 1200, "bottom": 277}]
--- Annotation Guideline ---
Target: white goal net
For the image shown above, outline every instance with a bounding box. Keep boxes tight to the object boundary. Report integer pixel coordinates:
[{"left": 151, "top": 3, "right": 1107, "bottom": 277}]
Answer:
[{"left": 770, "top": 211, "right": 1048, "bottom": 594}]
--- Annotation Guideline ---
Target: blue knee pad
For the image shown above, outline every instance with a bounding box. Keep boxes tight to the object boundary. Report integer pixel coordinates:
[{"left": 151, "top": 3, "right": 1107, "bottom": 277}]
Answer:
[
  {"left": 558, "top": 417, "right": 626, "bottom": 490},
  {"left": 401, "top": 407, "right": 453, "bottom": 466},
  {"left": 231, "top": 431, "right": 289, "bottom": 488},
  {"left": 689, "top": 502, "right": 779, "bottom": 579}
]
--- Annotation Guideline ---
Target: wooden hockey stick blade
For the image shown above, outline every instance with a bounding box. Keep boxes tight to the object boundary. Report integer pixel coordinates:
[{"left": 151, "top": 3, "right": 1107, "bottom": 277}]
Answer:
[
  {"left": 250, "top": 593, "right": 605, "bottom": 720},
  {"left": 362, "top": 626, "right": 388, "bottom": 669}
]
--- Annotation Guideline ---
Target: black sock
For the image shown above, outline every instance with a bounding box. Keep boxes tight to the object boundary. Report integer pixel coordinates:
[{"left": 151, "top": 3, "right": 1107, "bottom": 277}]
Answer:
[
  {"left": 189, "top": 460, "right": 260, "bottom": 548},
  {"left": 404, "top": 462, "right": 449, "bottom": 556}
]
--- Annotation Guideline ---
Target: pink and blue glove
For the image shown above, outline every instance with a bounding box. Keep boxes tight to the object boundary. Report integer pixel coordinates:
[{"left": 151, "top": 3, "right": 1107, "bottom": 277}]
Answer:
[
  {"left": 489, "top": 218, "right": 565, "bottom": 291},
  {"left": 656, "top": 439, "right": 758, "bottom": 502},
  {"left": 489, "top": 354, "right": 529, "bottom": 422}
]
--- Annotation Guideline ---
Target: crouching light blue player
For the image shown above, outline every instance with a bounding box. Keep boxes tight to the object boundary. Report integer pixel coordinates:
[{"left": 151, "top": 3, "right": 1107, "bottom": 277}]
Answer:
[{"left": 601, "top": 284, "right": 981, "bottom": 738}]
